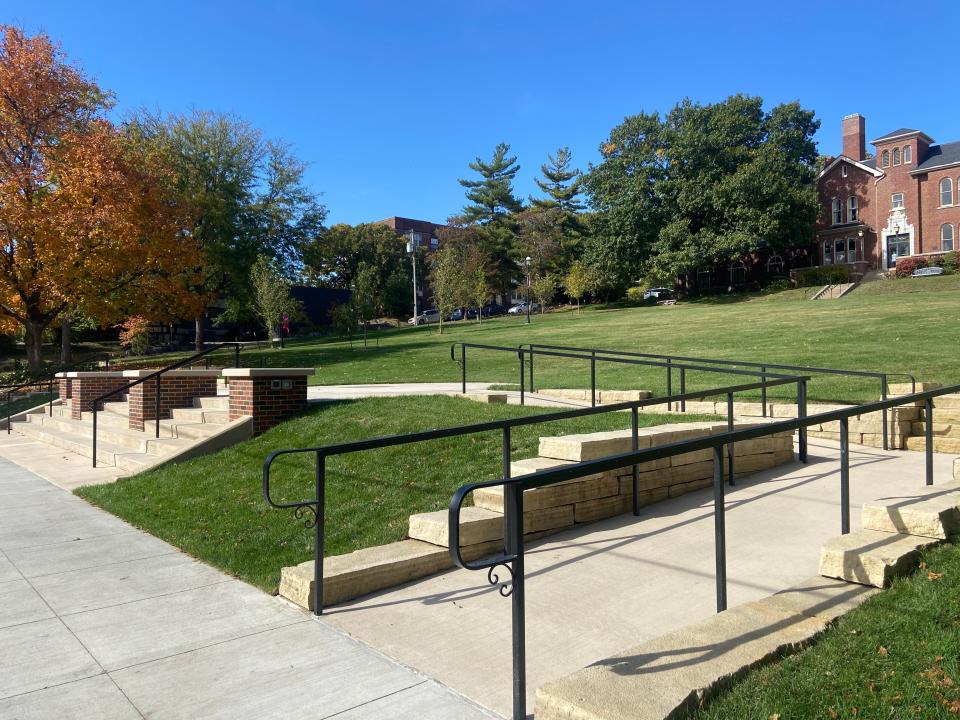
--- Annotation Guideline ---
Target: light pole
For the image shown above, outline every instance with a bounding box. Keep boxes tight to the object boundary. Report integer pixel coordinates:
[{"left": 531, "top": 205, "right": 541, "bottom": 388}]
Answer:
[
  {"left": 524, "top": 256, "right": 531, "bottom": 325},
  {"left": 406, "top": 231, "right": 419, "bottom": 324}
]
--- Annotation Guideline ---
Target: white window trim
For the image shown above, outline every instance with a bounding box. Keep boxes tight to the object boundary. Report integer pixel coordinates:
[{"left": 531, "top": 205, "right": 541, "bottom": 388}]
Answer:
[
  {"left": 881, "top": 150, "right": 890, "bottom": 168},
  {"left": 940, "top": 178, "right": 954, "bottom": 208},
  {"left": 848, "top": 196, "right": 859, "bottom": 222},
  {"left": 831, "top": 197, "right": 843, "bottom": 225},
  {"left": 892, "top": 192, "right": 904, "bottom": 210},
  {"left": 903, "top": 145, "right": 912, "bottom": 164},
  {"left": 893, "top": 148, "right": 901, "bottom": 166},
  {"left": 942, "top": 224, "right": 955, "bottom": 251}
]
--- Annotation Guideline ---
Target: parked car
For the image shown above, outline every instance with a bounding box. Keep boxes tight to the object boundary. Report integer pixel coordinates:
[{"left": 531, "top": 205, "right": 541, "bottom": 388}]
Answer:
[
  {"left": 466, "top": 303, "right": 507, "bottom": 319},
  {"left": 507, "top": 302, "right": 540, "bottom": 315},
  {"left": 449, "top": 308, "right": 466, "bottom": 321},
  {"left": 407, "top": 309, "right": 440, "bottom": 326},
  {"left": 643, "top": 287, "right": 673, "bottom": 301}
]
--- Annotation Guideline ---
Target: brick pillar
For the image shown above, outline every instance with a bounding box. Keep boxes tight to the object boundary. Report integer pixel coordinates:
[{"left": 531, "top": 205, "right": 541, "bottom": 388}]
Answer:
[
  {"left": 69, "top": 373, "right": 131, "bottom": 420},
  {"left": 223, "top": 368, "right": 314, "bottom": 435},
  {"left": 57, "top": 375, "right": 72, "bottom": 402},
  {"left": 125, "top": 370, "right": 220, "bottom": 431}
]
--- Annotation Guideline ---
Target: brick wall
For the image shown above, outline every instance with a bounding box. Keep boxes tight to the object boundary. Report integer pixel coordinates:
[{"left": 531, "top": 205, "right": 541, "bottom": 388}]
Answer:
[
  {"left": 71, "top": 376, "right": 130, "bottom": 420},
  {"left": 127, "top": 375, "right": 218, "bottom": 431},
  {"left": 228, "top": 376, "right": 308, "bottom": 435},
  {"left": 919, "top": 167, "right": 960, "bottom": 251},
  {"left": 58, "top": 377, "right": 72, "bottom": 402}
]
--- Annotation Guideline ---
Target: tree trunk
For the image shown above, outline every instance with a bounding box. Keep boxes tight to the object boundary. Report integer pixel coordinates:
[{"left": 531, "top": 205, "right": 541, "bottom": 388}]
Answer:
[
  {"left": 60, "top": 312, "right": 72, "bottom": 366},
  {"left": 24, "top": 319, "right": 44, "bottom": 371},
  {"left": 577, "top": 298, "right": 581, "bottom": 315},
  {"left": 195, "top": 317, "right": 204, "bottom": 351}
]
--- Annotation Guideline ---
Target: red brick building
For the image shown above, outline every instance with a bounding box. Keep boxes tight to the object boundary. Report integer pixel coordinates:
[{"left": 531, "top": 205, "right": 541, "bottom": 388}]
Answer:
[
  {"left": 376, "top": 216, "right": 444, "bottom": 252},
  {"left": 816, "top": 114, "right": 960, "bottom": 272}
]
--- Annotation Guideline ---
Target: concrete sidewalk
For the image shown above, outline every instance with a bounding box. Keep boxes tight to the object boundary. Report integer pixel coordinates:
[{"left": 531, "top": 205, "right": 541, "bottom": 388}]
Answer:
[
  {"left": 0, "top": 458, "right": 496, "bottom": 720},
  {"left": 321, "top": 438, "right": 958, "bottom": 717}
]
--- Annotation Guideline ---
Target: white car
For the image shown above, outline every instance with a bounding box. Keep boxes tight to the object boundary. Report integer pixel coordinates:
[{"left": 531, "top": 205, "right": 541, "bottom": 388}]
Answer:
[
  {"left": 408, "top": 309, "right": 440, "bottom": 326},
  {"left": 508, "top": 302, "right": 539, "bottom": 315}
]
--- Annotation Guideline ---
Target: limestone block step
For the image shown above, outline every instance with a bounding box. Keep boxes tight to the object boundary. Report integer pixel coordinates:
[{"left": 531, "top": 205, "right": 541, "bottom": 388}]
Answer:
[
  {"left": 193, "top": 395, "right": 229, "bottom": 410},
  {"left": 924, "top": 408, "right": 960, "bottom": 423},
  {"left": 102, "top": 400, "right": 130, "bottom": 417},
  {"left": 904, "top": 436, "right": 960, "bottom": 453},
  {"left": 408, "top": 503, "right": 576, "bottom": 548},
  {"left": 473, "top": 457, "right": 619, "bottom": 513},
  {"left": 932, "top": 393, "right": 960, "bottom": 410},
  {"left": 156, "top": 419, "right": 225, "bottom": 440},
  {"left": 279, "top": 539, "right": 453, "bottom": 609},
  {"left": 170, "top": 407, "right": 230, "bottom": 424},
  {"left": 889, "top": 382, "right": 940, "bottom": 396},
  {"left": 861, "top": 485, "right": 960, "bottom": 539},
  {"left": 535, "top": 577, "right": 878, "bottom": 720},
  {"left": 12, "top": 420, "right": 153, "bottom": 471},
  {"left": 452, "top": 392, "right": 509, "bottom": 404},
  {"left": 911, "top": 421, "right": 960, "bottom": 438},
  {"left": 818, "top": 529, "right": 939, "bottom": 587}
]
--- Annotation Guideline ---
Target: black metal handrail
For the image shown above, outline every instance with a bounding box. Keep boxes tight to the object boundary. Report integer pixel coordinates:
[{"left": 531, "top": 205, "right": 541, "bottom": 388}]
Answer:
[
  {"left": 90, "top": 343, "right": 240, "bottom": 467},
  {"left": 262, "top": 373, "right": 807, "bottom": 617},
  {"left": 4, "top": 353, "right": 112, "bottom": 435},
  {"left": 448, "top": 382, "right": 959, "bottom": 720},
  {"left": 521, "top": 342, "right": 917, "bottom": 449}
]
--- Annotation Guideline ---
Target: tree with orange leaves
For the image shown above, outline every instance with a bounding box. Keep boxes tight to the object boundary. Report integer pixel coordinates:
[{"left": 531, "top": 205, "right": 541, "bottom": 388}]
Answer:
[{"left": 0, "top": 27, "right": 207, "bottom": 369}]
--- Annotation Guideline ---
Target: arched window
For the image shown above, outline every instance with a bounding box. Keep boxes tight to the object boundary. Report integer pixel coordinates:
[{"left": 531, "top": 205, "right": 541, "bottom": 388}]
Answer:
[
  {"left": 893, "top": 148, "right": 901, "bottom": 165},
  {"left": 848, "top": 196, "right": 859, "bottom": 222},
  {"left": 766, "top": 254, "right": 784, "bottom": 275},
  {"left": 832, "top": 198, "right": 842, "bottom": 224},
  {"left": 903, "top": 145, "right": 912, "bottom": 164},
  {"left": 730, "top": 260, "right": 746, "bottom": 285},
  {"left": 943, "top": 224, "right": 955, "bottom": 252},
  {"left": 941, "top": 178, "right": 954, "bottom": 206},
  {"left": 881, "top": 150, "right": 890, "bottom": 167}
]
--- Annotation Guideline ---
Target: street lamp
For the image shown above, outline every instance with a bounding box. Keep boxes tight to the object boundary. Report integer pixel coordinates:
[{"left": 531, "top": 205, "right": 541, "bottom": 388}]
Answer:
[
  {"left": 405, "top": 231, "right": 419, "bottom": 324},
  {"left": 524, "top": 256, "right": 532, "bottom": 325}
]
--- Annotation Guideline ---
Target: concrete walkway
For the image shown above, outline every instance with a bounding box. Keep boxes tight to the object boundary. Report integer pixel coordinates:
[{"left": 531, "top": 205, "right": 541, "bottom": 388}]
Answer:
[
  {"left": 321, "top": 438, "right": 957, "bottom": 717},
  {"left": 0, "top": 458, "right": 496, "bottom": 720}
]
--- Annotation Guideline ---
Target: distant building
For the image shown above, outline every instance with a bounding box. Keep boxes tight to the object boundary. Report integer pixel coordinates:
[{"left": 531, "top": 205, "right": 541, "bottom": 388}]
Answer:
[
  {"left": 815, "top": 114, "right": 960, "bottom": 272},
  {"left": 375, "top": 216, "right": 444, "bottom": 252}
]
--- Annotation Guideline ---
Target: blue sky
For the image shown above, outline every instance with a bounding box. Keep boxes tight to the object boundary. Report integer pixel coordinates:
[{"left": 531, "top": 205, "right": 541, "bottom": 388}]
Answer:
[{"left": 11, "top": 1, "right": 960, "bottom": 226}]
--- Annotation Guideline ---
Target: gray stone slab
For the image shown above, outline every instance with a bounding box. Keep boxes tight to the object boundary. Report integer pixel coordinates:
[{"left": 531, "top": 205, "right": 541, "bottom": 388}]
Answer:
[
  {"left": 0, "top": 487, "right": 73, "bottom": 510},
  {"left": 32, "top": 553, "right": 229, "bottom": 615},
  {"left": 0, "top": 674, "right": 141, "bottom": 720},
  {"left": 5, "top": 529, "right": 175, "bottom": 579},
  {"left": 62, "top": 580, "right": 306, "bottom": 670},
  {"left": 331, "top": 680, "right": 499, "bottom": 719},
  {"left": 0, "top": 510, "right": 132, "bottom": 551},
  {"left": 0, "top": 618, "right": 101, "bottom": 699},
  {"left": 0, "top": 578, "right": 55, "bottom": 629},
  {"left": 0, "top": 554, "right": 20, "bottom": 583},
  {"left": 111, "top": 620, "right": 427, "bottom": 719}
]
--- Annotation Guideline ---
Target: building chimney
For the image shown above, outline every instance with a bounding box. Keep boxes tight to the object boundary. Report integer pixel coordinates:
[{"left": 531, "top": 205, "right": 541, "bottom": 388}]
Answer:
[{"left": 842, "top": 113, "right": 866, "bottom": 162}]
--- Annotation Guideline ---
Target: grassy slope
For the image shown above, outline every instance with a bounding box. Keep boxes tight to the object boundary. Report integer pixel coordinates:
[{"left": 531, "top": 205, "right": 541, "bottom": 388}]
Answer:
[
  {"left": 694, "top": 543, "right": 960, "bottom": 719},
  {"left": 77, "top": 396, "right": 712, "bottom": 592},
  {"left": 2, "top": 391, "right": 55, "bottom": 418}
]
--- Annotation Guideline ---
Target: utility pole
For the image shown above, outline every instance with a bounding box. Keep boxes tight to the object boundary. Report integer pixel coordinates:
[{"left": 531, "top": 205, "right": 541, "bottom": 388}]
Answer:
[{"left": 406, "top": 230, "right": 419, "bottom": 323}]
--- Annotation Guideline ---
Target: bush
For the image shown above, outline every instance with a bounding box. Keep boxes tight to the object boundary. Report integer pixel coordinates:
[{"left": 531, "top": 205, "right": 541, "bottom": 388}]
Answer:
[
  {"left": 941, "top": 251, "right": 957, "bottom": 274},
  {"left": 625, "top": 286, "right": 645, "bottom": 304},
  {"left": 894, "top": 256, "right": 928, "bottom": 278},
  {"left": 116, "top": 316, "right": 152, "bottom": 356},
  {"left": 765, "top": 279, "right": 793, "bottom": 292},
  {"left": 793, "top": 265, "right": 850, "bottom": 287}
]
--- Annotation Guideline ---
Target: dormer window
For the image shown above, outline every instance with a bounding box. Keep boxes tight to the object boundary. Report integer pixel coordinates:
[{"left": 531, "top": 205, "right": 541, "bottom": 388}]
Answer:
[
  {"left": 903, "top": 145, "right": 912, "bottom": 164},
  {"left": 842, "top": 165, "right": 849, "bottom": 178},
  {"left": 893, "top": 148, "right": 901, "bottom": 166},
  {"left": 832, "top": 198, "right": 843, "bottom": 225},
  {"left": 881, "top": 150, "right": 890, "bottom": 167}
]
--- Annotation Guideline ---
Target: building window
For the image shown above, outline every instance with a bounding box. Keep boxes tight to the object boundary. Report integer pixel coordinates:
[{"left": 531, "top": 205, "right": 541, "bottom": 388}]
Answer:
[
  {"left": 892, "top": 192, "right": 904, "bottom": 210},
  {"left": 832, "top": 198, "right": 843, "bottom": 224},
  {"left": 842, "top": 165, "right": 848, "bottom": 178},
  {"left": 823, "top": 241, "right": 833, "bottom": 265},
  {"left": 943, "top": 224, "right": 955, "bottom": 251},
  {"left": 766, "top": 254, "right": 784, "bottom": 275},
  {"left": 903, "top": 145, "right": 912, "bottom": 164},
  {"left": 834, "top": 238, "right": 847, "bottom": 264},
  {"left": 848, "top": 196, "right": 859, "bottom": 222},
  {"left": 893, "top": 148, "right": 901, "bottom": 166},
  {"left": 730, "top": 260, "right": 746, "bottom": 285},
  {"left": 882, "top": 150, "right": 890, "bottom": 167},
  {"left": 429, "top": 237, "right": 439, "bottom": 250},
  {"left": 941, "top": 178, "right": 954, "bottom": 207}
]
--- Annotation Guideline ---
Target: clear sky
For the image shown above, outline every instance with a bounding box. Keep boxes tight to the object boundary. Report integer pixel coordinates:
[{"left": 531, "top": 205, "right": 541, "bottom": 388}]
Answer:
[{"left": 10, "top": 1, "right": 960, "bottom": 226}]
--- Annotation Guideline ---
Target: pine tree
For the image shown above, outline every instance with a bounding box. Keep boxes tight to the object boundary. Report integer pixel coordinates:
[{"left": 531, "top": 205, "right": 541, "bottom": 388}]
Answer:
[
  {"left": 459, "top": 143, "right": 523, "bottom": 223},
  {"left": 532, "top": 147, "right": 584, "bottom": 213}
]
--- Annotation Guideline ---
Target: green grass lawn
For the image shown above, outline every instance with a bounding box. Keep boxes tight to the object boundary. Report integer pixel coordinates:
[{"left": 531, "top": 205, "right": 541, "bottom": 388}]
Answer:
[
  {"left": 693, "top": 543, "right": 960, "bottom": 719},
  {"left": 76, "top": 396, "right": 712, "bottom": 592},
  {"left": 2, "top": 390, "right": 55, "bottom": 418},
  {"left": 153, "top": 275, "right": 960, "bottom": 406}
]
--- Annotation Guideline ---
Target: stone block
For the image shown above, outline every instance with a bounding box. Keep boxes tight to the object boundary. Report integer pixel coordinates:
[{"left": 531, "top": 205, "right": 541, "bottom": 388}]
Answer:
[
  {"left": 574, "top": 494, "right": 632, "bottom": 523},
  {"left": 524, "top": 505, "right": 575, "bottom": 534},
  {"left": 955, "top": 458, "right": 960, "bottom": 482},
  {"left": 667, "top": 477, "right": 712, "bottom": 498},
  {"left": 597, "top": 389, "right": 652, "bottom": 403},
  {"left": 861, "top": 488, "right": 960, "bottom": 539},
  {"left": 459, "top": 392, "right": 508, "bottom": 404},
  {"left": 407, "top": 507, "right": 503, "bottom": 547},
  {"left": 888, "top": 382, "right": 939, "bottom": 396},
  {"left": 278, "top": 539, "right": 452, "bottom": 609},
  {"left": 730, "top": 452, "right": 777, "bottom": 475},
  {"left": 818, "top": 529, "right": 939, "bottom": 587},
  {"left": 932, "top": 394, "right": 960, "bottom": 409},
  {"left": 539, "top": 430, "right": 644, "bottom": 461},
  {"left": 473, "top": 474, "right": 619, "bottom": 513}
]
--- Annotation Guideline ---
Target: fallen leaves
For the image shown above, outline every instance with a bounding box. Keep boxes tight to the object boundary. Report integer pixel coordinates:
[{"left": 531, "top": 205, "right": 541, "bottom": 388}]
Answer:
[
  {"left": 928, "top": 570, "right": 944, "bottom": 581},
  {"left": 879, "top": 646, "right": 889, "bottom": 656}
]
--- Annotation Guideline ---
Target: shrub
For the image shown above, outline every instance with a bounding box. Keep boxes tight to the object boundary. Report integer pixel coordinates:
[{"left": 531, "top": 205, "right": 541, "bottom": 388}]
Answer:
[
  {"left": 625, "top": 286, "right": 645, "bottom": 304},
  {"left": 793, "top": 265, "right": 849, "bottom": 287},
  {"left": 765, "top": 279, "right": 793, "bottom": 292},
  {"left": 942, "top": 251, "right": 957, "bottom": 274},
  {"left": 894, "top": 256, "right": 928, "bottom": 278},
  {"left": 116, "top": 316, "right": 152, "bottom": 356}
]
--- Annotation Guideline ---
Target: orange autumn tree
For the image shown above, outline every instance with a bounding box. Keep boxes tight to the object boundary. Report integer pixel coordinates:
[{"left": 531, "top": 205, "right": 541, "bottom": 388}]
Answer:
[{"left": 0, "top": 26, "right": 207, "bottom": 369}]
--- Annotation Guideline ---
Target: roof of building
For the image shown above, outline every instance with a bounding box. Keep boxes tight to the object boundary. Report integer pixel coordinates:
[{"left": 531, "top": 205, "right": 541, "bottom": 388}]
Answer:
[
  {"left": 913, "top": 140, "right": 960, "bottom": 173},
  {"left": 816, "top": 155, "right": 883, "bottom": 180},
  {"left": 871, "top": 127, "right": 935, "bottom": 144},
  {"left": 376, "top": 216, "right": 445, "bottom": 234}
]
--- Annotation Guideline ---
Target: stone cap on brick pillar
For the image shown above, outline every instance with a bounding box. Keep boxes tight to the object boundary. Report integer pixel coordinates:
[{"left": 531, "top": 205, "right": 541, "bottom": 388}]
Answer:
[
  {"left": 221, "top": 368, "right": 316, "bottom": 377},
  {"left": 63, "top": 371, "right": 127, "bottom": 378},
  {"left": 121, "top": 369, "right": 223, "bottom": 379}
]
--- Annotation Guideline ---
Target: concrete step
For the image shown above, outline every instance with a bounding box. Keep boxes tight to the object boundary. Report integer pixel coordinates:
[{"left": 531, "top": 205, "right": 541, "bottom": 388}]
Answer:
[
  {"left": 904, "top": 436, "right": 960, "bottom": 453},
  {"left": 12, "top": 419, "right": 154, "bottom": 471},
  {"left": 911, "top": 421, "right": 960, "bottom": 438},
  {"left": 170, "top": 407, "right": 230, "bottom": 424},
  {"left": 26, "top": 413, "right": 190, "bottom": 457},
  {"left": 407, "top": 503, "right": 575, "bottom": 549},
  {"left": 818, "top": 529, "right": 939, "bottom": 587},
  {"left": 102, "top": 400, "right": 129, "bottom": 417},
  {"left": 193, "top": 395, "right": 229, "bottom": 410},
  {"left": 861, "top": 485, "right": 960, "bottom": 539},
  {"left": 156, "top": 419, "right": 225, "bottom": 441}
]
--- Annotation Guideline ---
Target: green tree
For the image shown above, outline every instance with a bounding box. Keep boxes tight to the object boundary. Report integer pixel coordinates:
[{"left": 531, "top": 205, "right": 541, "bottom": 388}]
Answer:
[
  {"left": 382, "top": 270, "right": 412, "bottom": 321},
  {"left": 459, "top": 142, "right": 523, "bottom": 223},
  {"left": 531, "top": 273, "right": 558, "bottom": 314},
  {"left": 463, "top": 246, "right": 493, "bottom": 323},
  {"left": 303, "top": 222, "right": 411, "bottom": 292},
  {"left": 250, "top": 255, "right": 302, "bottom": 340},
  {"left": 532, "top": 147, "right": 584, "bottom": 214},
  {"left": 352, "top": 262, "right": 380, "bottom": 349},
  {"left": 429, "top": 247, "right": 466, "bottom": 335},
  {"left": 564, "top": 261, "right": 595, "bottom": 315}
]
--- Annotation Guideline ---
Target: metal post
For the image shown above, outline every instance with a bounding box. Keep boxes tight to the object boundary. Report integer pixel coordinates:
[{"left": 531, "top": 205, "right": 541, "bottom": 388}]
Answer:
[
  {"left": 925, "top": 398, "right": 934, "bottom": 486},
  {"left": 798, "top": 380, "right": 808, "bottom": 463},
  {"left": 461, "top": 346, "right": 467, "bottom": 394},
  {"left": 519, "top": 351, "right": 525, "bottom": 406},
  {"left": 680, "top": 368, "right": 686, "bottom": 412},
  {"left": 411, "top": 247, "right": 418, "bottom": 322},
  {"left": 528, "top": 345, "right": 535, "bottom": 392},
  {"left": 49, "top": 379, "right": 53, "bottom": 416},
  {"left": 501, "top": 424, "right": 525, "bottom": 720},
  {"left": 726, "top": 393, "right": 735, "bottom": 486},
  {"left": 666, "top": 359, "right": 673, "bottom": 411},
  {"left": 314, "top": 452, "right": 325, "bottom": 616},
  {"left": 840, "top": 417, "right": 850, "bottom": 534},
  {"left": 761, "top": 366, "right": 767, "bottom": 418},
  {"left": 631, "top": 407, "right": 640, "bottom": 516},
  {"left": 155, "top": 375, "right": 162, "bottom": 438},
  {"left": 92, "top": 408, "right": 97, "bottom": 468},
  {"left": 712, "top": 445, "right": 727, "bottom": 613},
  {"left": 590, "top": 351, "right": 596, "bottom": 408},
  {"left": 5, "top": 391, "right": 10, "bottom": 435},
  {"left": 235, "top": 344, "right": 240, "bottom": 368},
  {"left": 881, "top": 374, "right": 889, "bottom": 451}
]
